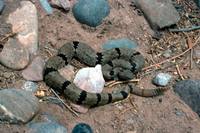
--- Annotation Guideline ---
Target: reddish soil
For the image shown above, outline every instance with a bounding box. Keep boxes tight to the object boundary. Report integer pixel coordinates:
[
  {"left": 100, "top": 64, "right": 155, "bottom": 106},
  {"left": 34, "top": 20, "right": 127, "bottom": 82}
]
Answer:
[{"left": 0, "top": 0, "right": 200, "bottom": 133}]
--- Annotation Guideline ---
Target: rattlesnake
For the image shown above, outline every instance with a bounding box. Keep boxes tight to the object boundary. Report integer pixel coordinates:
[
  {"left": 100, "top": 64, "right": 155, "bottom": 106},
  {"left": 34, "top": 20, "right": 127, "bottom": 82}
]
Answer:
[{"left": 43, "top": 41, "right": 167, "bottom": 107}]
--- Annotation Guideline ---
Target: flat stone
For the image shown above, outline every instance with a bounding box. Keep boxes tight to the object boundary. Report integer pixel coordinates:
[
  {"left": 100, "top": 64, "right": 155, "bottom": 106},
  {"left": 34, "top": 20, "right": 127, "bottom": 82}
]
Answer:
[
  {"left": 173, "top": 80, "right": 200, "bottom": 116},
  {"left": 0, "top": 89, "right": 39, "bottom": 124},
  {"left": 7, "top": 1, "right": 38, "bottom": 54},
  {"left": 0, "top": 39, "right": 30, "bottom": 70},
  {"left": 102, "top": 38, "right": 138, "bottom": 50},
  {"left": 152, "top": 73, "right": 172, "bottom": 86},
  {"left": 133, "top": 0, "right": 180, "bottom": 29},
  {"left": 28, "top": 122, "right": 67, "bottom": 133},
  {"left": 0, "top": 0, "right": 5, "bottom": 13},
  {"left": 22, "top": 56, "right": 45, "bottom": 81},
  {"left": 72, "top": 0, "right": 110, "bottom": 27}
]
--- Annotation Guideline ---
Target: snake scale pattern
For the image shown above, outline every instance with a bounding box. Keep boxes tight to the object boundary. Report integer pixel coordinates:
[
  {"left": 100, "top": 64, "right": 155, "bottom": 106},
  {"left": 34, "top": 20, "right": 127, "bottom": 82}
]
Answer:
[{"left": 43, "top": 41, "right": 167, "bottom": 107}]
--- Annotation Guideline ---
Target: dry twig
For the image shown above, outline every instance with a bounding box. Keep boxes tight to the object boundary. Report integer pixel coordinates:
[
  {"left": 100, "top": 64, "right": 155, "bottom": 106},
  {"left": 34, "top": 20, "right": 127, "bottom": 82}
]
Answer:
[
  {"left": 0, "top": 32, "right": 17, "bottom": 43},
  {"left": 50, "top": 88, "right": 79, "bottom": 117},
  {"left": 118, "top": 98, "right": 137, "bottom": 116},
  {"left": 143, "top": 36, "right": 200, "bottom": 71},
  {"left": 169, "top": 25, "right": 200, "bottom": 32},
  {"left": 175, "top": 64, "right": 185, "bottom": 80},
  {"left": 106, "top": 79, "right": 140, "bottom": 88},
  {"left": 183, "top": 32, "right": 194, "bottom": 69}
]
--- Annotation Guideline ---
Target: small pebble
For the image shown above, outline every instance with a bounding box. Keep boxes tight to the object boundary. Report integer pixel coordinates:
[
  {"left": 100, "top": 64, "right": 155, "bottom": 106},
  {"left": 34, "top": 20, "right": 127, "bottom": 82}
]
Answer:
[
  {"left": 152, "top": 73, "right": 172, "bottom": 86},
  {"left": 22, "top": 56, "right": 45, "bottom": 81},
  {"left": 0, "top": 39, "right": 30, "bottom": 70},
  {"left": 102, "top": 38, "right": 138, "bottom": 50},
  {"left": 0, "top": 88, "right": 39, "bottom": 124},
  {"left": 0, "top": 0, "right": 5, "bottom": 13},
  {"left": 28, "top": 122, "right": 67, "bottom": 133},
  {"left": 39, "top": 0, "right": 53, "bottom": 14},
  {"left": 50, "top": 0, "right": 70, "bottom": 11},
  {"left": 21, "top": 81, "right": 38, "bottom": 93},
  {"left": 72, "top": 0, "right": 110, "bottom": 27},
  {"left": 174, "top": 108, "right": 184, "bottom": 117},
  {"left": 72, "top": 123, "right": 93, "bottom": 133}
]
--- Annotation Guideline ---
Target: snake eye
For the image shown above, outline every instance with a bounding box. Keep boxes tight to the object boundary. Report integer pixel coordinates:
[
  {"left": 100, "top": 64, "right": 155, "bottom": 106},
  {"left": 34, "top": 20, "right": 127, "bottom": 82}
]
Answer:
[{"left": 109, "top": 70, "right": 114, "bottom": 76}]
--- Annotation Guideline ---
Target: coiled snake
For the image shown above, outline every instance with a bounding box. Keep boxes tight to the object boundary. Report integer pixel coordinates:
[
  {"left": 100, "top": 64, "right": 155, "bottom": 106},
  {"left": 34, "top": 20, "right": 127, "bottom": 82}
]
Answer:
[{"left": 43, "top": 41, "right": 167, "bottom": 107}]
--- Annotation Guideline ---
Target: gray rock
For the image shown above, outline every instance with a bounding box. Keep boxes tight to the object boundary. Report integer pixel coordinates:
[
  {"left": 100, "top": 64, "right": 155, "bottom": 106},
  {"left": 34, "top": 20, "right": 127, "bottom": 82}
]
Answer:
[
  {"left": 72, "top": 0, "right": 110, "bottom": 27},
  {"left": 22, "top": 56, "right": 45, "bottom": 81},
  {"left": 133, "top": 0, "right": 180, "bottom": 29},
  {"left": 152, "top": 73, "right": 172, "bottom": 86},
  {"left": 28, "top": 122, "right": 67, "bottom": 133},
  {"left": 173, "top": 80, "right": 200, "bottom": 116},
  {"left": 0, "top": 39, "right": 30, "bottom": 70},
  {"left": 102, "top": 38, "right": 138, "bottom": 50},
  {"left": 0, "top": 89, "right": 39, "bottom": 124},
  {"left": 0, "top": 0, "right": 5, "bottom": 13},
  {"left": 21, "top": 81, "right": 38, "bottom": 93},
  {"left": 7, "top": 1, "right": 38, "bottom": 54}
]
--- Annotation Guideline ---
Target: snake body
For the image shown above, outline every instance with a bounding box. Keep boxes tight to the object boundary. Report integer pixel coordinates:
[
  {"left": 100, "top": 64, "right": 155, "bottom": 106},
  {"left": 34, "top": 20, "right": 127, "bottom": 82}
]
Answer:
[{"left": 44, "top": 41, "right": 167, "bottom": 107}]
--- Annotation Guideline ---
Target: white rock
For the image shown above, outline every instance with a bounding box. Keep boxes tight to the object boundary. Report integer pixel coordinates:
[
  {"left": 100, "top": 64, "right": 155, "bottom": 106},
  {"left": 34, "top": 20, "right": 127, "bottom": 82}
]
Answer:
[
  {"left": 152, "top": 73, "right": 172, "bottom": 86},
  {"left": 73, "top": 65, "right": 105, "bottom": 93},
  {"left": 72, "top": 65, "right": 105, "bottom": 113},
  {"left": 7, "top": 1, "right": 38, "bottom": 54}
]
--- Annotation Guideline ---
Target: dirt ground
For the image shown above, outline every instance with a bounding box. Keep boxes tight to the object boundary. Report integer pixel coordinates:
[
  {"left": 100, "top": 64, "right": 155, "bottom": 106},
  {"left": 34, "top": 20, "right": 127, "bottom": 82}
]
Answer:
[{"left": 0, "top": 0, "right": 200, "bottom": 133}]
